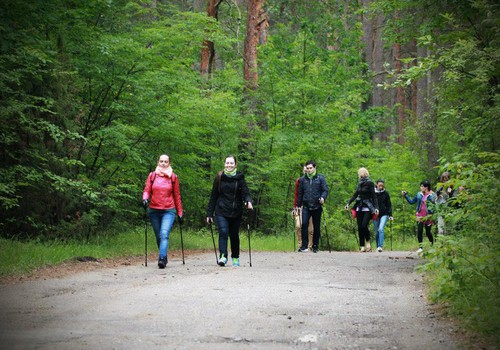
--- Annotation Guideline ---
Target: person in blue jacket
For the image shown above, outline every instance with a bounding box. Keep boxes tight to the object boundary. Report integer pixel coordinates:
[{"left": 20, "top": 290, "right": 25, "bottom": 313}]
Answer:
[{"left": 402, "top": 180, "right": 437, "bottom": 253}]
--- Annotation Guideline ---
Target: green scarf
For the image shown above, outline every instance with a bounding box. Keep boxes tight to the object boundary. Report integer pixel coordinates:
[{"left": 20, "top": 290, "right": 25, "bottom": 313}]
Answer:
[
  {"left": 224, "top": 168, "right": 237, "bottom": 176},
  {"left": 306, "top": 170, "right": 316, "bottom": 179}
]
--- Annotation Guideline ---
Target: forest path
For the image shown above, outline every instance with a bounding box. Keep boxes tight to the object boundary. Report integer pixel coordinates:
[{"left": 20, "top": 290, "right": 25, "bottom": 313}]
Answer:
[{"left": 0, "top": 251, "right": 462, "bottom": 350}]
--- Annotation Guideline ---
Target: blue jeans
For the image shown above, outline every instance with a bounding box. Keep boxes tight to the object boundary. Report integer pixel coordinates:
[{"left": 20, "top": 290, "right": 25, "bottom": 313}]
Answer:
[
  {"left": 148, "top": 209, "right": 176, "bottom": 259},
  {"left": 373, "top": 215, "right": 389, "bottom": 248},
  {"left": 215, "top": 215, "right": 242, "bottom": 259},
  {"left": 301, "top": 207, "right": 322, "bottom": 249}
]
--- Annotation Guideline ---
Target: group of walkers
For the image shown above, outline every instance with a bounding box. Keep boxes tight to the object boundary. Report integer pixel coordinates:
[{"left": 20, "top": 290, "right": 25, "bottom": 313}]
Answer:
[
  {"left": 142, "top": 154, "right": 252, "bottom": 268},
  {"left": 142, "top": 154, "right": 454, "bottom": 269}
]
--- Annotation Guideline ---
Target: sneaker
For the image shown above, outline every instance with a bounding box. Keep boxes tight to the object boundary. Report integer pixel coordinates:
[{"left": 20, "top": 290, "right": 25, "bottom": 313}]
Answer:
[
  {"left": 377, "top": 247, "right": 383, "bottom": 252},
  {"left": 218, "top": 256, "right": 227, "bottom": 266},
  {"left": 365, "top": 242, "right": 371, "bottom": 252},
  {"left": 312, "top": 246, "right": 319, "bottom": 253},
  {"left": 416, "top": 247, "right": 423, "bottom": 253},
  {"left": 298, "top": 248, "right": 309, "bottom": 252},
  {"left": 232, "top": 258, "right": 240, "bottom": 267},
  {"left": 360, "top": 246, "right": 366, "bottom": 252},
  {"left": 158, "top": 257, "right": 167, "bottom": 269}
]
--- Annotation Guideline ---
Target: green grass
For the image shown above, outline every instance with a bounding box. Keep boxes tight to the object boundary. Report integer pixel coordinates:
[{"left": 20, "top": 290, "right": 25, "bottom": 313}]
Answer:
[{"left": 0, "top": 227, "right": 419, "bottom": 277}]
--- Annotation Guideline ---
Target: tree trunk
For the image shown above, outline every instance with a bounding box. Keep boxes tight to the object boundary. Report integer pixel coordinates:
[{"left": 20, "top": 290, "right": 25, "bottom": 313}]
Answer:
[
  {"left": 394, "top": 41, "right": 405, "bottom": 145},
  {"left": 200, "top": 0, "right": 221, "bottom": 78},
  {"left": 243, "top": 0, "right": 266, "bottom": 91}
]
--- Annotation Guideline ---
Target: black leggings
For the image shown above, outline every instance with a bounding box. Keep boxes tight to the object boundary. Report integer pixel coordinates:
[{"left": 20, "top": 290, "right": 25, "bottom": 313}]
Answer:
[
  {"left": 356, "top": 211, "right": 371, "bottom": 246},
  {"left": 417, "top": 221, "right": 434, "bottom": 246}
]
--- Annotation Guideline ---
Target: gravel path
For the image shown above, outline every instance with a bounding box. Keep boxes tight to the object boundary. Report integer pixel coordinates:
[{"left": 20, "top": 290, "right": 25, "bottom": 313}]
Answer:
[{"left": 0, "top": 250, "right": 462, "bottom": 349}]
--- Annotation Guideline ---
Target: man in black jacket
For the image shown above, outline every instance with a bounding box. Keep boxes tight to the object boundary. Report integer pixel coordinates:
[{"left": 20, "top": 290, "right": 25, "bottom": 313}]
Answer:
[{"left": 297, "top": 160, "right": 329, "bottom": 253}]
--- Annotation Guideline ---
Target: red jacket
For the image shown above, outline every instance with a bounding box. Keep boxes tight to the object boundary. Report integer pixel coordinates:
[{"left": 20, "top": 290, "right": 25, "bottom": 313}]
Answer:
[
  {"left": 142, "top": 172, "right": 183, "bottom": 216},
  {"left": 293, "top": 177, "right": 300, "bottom": 208}
]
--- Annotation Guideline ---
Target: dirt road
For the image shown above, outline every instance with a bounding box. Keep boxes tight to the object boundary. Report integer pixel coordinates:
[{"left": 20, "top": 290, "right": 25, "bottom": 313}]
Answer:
[{"left": 0, "top": 251, "right": 461, "bottom": 349}]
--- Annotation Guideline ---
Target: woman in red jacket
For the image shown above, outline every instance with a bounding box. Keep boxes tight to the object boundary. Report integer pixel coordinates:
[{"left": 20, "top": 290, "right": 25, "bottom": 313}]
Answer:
[{"left": 142, "top": 154, "right": 183, "bottom": 269}]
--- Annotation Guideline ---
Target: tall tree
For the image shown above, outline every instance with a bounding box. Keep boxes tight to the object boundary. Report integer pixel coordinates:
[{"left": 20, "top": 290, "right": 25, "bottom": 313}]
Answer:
[
  {"left": 200, "top": 0, "right": 222, "bottom": 77},
  {"left": 243, "top": 0, "right": 266, "bottom": 91}
]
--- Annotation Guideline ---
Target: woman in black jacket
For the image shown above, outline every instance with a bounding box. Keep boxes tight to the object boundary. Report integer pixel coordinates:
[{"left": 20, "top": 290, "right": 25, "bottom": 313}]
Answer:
[
  {"left": 345, "top": 167, "right": 379, "bottom": 252},
  {"left": 206, "top": 155, "right": 253, "bottom": 267},
  {"left": 373, "top": 179, "right": 393, "bottom": 252}
]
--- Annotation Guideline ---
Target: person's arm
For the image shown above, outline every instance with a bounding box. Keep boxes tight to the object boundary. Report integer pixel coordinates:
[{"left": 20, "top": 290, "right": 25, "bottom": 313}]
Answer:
[
  {"left": 142, "top": 172, "right": 153, "bottom": 201},
  {"left": 206, "top": 175, "right": 219, "bottom": 222},
  {"left": 297, "top": 178, "right": 304, "bottom": 208},
  {"left": 369, "top": 181, "right": 378, "bottom": 210},
  {"left": 172, "top": 175, "right": 183, "bottom": 217},
  {"left": 293, "top": 178, "right": 299, "bottom": 208},
  {"left": 240, "top": 176, "right": 253, "bottom": 210},
  {"left": 403, "top": 192, "right": 418, "bottom": 204},
  {"left": 386, "top": 192, "right": 393, "bottom": 217},
  {"left": 319, "top": 175, "right": 328, "bottom": 204}
]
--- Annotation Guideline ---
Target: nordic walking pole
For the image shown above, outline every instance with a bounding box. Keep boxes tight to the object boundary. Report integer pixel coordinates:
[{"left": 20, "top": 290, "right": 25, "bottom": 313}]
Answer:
[
  {"left": 143, "top": 209, "right": 148, "bottom": 267},
  {"left": 179, "top": 218, "right": 185, "bottom": 265},
  {"left": 323, "top": 208, "right": 331, "bottom": 253},
  {"left": 208, "top": 222, "right": 218, "bottom": 265},
  {"left": 292, "top": 209, "right": 297, "bottom": 252},
  {"left": 390, "top": 219, "right": 393, "bottom": 251},
  {"left": 324, "top": 220, "right": 332, "bottom": 253},
  {"left": 345, "top": 207, "right": 359, "bottom": 245},
  {"left": 246, "top": 205, "right": 253, "bottom": 267}
]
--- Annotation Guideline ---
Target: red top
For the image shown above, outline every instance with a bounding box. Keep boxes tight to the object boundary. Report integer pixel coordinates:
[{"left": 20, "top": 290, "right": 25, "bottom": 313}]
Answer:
[
  {"left": 293, "top": 177, "right": 300, "bottom": 208},
  {"left": 142, "top": 172, "right": 183, "bottom": 216}
]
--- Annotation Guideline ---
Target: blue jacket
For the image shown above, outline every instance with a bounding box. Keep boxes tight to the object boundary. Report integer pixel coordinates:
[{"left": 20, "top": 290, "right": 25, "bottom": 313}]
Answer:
[{"left": 404, "top": 191, "right": 437, "bottom": 214}]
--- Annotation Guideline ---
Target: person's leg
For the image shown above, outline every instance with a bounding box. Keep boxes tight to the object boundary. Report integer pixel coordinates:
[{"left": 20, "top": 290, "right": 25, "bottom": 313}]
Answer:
[
  {"left": 228, "top": 216, "right": 242, "bottom": 259},
  {"left": 158, "top": 210, "right": 176, "bottom": 260},
  {"left": 148, "top": 209, "right": 161, "bottom": 249},
  {"left": 307, "top": 217, "right": 314, "bottom": 250},
  {"left": 361, "top": 211, "right": 371, "bottom": 251},
  {"left": 356, "top": 213, "right": 365, "bottom": 249},
  {"left": 425, "top": 223, "right": 434, "bottom": 245},
  {"left": 295, "top": 210, "right": 302, "bottom": 248},
  {"left": 311, "top": 208, "right": 322, "bottom": 250},
  {"left": 417, "top": 221, "right": 424, "bottom": 248},
  {"left": 301, "top": 208, "right": 312, "bottom": 250},
  {"left": 378, "top": 215, "right": 389, "bottom": 249},
  {"left": 373, "top": 219, "right": 380, "bottom": 248},
  {"left": 215, "top": 215, "right": 230, "bottom": 258}
]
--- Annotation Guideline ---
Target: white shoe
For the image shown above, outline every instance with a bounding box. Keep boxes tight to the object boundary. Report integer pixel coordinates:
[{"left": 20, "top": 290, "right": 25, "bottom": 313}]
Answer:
[
  {"left": 218, "top": 256, "right": 227, "bottom": 266},
  {"left": 360, "top": 246, "right": 366, "bottom": 252},
  {"left": 416, "top": 247, "right": 423, "bottom": 253},
  {"left": 377, "top": 247, "right": 382, "bottom": 252}
]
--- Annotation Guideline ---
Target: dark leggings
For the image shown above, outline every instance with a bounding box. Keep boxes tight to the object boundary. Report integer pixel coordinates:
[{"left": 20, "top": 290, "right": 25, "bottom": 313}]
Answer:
[
  {"left": 356, "top": 211, "right": 371, "bottom": 246},
  {"left": 417, "top": 221, "right": 434, "bottom": 246}
]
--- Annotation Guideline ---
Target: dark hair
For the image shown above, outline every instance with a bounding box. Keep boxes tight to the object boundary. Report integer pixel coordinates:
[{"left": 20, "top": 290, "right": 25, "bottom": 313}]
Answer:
[
  {"left": 376, "top": 179, "right": 384, "bottom": 184},
  {"left": 305, "top": 160, "right": 316, "bottom": 167},
  {"left": 225, "top": 155, "right": 237, "bottom": 163},
  {"left": 420, "top": 180, "right": 431, "bottom": 190}
]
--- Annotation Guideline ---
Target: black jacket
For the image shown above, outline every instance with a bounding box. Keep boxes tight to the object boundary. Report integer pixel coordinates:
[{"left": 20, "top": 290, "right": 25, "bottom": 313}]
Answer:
[
  {"left": 347, "top": 177, "right": 378, "bottom": 213},
  {"left": 206, "top": 172, "right": 252, "bottom": 218},
  {"left": 297, "top": 174, "right": 328, "bottom": 210},
  {"left": 375, "top": 189, "right": 392, "bottom": 216}
]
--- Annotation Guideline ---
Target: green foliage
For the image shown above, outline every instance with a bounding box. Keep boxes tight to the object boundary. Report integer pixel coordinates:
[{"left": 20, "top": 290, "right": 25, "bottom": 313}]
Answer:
[{"left": 417, "top": 153, "right": 500, "bottom": 338}]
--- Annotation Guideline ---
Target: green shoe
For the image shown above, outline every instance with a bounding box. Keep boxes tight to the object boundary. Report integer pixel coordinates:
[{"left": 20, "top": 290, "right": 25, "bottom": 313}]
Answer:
[{"left": 232, "top": 258, "right": 240, "bottom": 267}]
